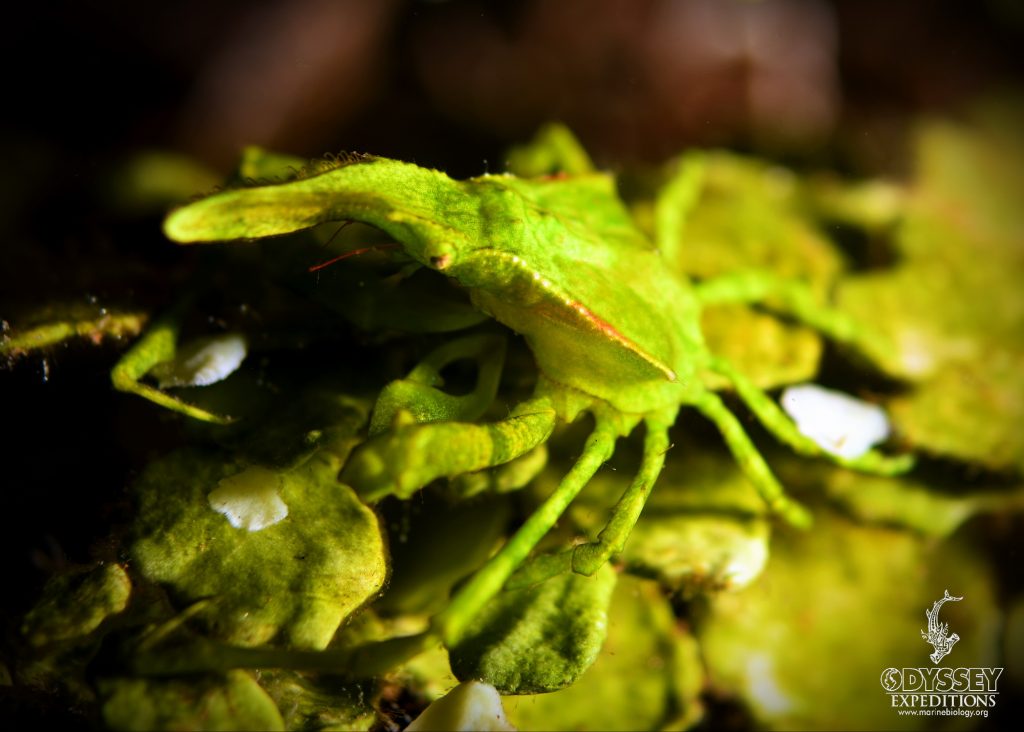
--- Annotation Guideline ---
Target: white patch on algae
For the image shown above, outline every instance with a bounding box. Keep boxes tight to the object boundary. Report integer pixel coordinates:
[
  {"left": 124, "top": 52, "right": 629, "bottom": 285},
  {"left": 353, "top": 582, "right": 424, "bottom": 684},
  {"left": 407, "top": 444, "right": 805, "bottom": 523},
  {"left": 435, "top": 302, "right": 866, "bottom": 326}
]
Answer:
[
  {"left": 208, "top": 466, "right": 288, "bottom": 532},
  {"left": 406, "top": 681, "right": 516, "bottom": 731},
  {"left": 781, "top": 383, "right": 890, "bottom": 459}
]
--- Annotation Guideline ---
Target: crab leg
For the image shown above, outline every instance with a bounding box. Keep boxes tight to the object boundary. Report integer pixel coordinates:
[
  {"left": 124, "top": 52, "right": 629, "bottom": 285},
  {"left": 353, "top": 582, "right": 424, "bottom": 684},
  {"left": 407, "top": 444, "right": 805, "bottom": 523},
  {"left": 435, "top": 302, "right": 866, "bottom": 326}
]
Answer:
[
  {"left": 694, "top": 270, "right": 896, "bottom": 360},
  {"left": 342, "top": 398, "right": 557, "bottom": 502},
  {"left": 707, "top": 356, "right": 914, "bottom": 475},
  {"left": 367, "top": 333, "right": 507, "bottom": 436},
  {"left": 110, "top": 292, "right": 235, "bottom": 425},
  {"left": 571, "top": 408, "right": 676, "bottom": 576},
  {"left": 689, "top": 388, "right": 813, "bottom": 528},
  {"left": 432, "top": 418, "right": 620, "bottom": 647}
]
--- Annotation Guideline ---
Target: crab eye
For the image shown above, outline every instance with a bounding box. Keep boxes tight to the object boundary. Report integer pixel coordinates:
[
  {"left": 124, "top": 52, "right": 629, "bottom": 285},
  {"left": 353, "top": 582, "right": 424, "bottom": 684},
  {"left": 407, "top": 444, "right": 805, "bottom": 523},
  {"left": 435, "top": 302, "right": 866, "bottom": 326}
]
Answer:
[{"left": 430, "top": 254, "right": 452, "bottom": 270}]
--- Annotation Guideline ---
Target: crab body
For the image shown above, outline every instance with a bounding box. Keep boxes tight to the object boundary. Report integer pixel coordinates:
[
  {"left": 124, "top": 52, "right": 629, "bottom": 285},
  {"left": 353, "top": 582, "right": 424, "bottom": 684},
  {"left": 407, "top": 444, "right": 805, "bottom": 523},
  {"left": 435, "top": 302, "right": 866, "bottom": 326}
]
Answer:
[{"left": 446, "top": 176, "right": 702, "bottom": 415}]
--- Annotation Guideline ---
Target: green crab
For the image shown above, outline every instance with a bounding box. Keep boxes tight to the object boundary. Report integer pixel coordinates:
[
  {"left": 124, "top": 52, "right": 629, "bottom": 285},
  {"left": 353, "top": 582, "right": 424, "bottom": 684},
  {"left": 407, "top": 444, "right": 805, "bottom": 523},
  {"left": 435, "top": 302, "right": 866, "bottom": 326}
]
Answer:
[{"left": 152, "top": 137, "right": 912, "bottom": 651}]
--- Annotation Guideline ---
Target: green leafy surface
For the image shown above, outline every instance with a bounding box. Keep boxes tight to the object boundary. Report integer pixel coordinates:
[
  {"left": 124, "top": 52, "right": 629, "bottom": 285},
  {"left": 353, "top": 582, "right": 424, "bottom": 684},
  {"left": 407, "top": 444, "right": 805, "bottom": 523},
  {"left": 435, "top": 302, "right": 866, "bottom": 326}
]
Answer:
[
  {"left": 257, "top": 671, "right": 377, "bottom": 731},
  {"left": 700, "top": 305, "right": 823, "bottom": 390},
  {"left": 564, "top": 442, "right": 771, "bottom": 593},
  {"left": 374, "top": 493, "right": 511, "bottom": 617},
  {"left": 449, "top": 445, "right": 549, "bottom": 499},
  {"left": 838, "top": 109, "right": 1024, "bottom": 471},
  {"left": 823, "top": 467, "right": 1024, "bottom": 537},
  {"left": 450, "top": 564, "right": 617, "bottom": 694},
  {"left": 130, "top": 448, "right": 387, "bottom": 649},
  {"left": 100, "top": 671, "right": 284, "bottom": 731},
  {"left": 21, "top": 563, "right": 131, "bottom": 646},
  {"left": 665, "top": 152, "right": 845, "bottom": 291},
  {"left": 504, "top": 576, "right": 703, "bottom": 731},
  {"left": 18, "top": 564, "right": 135, "bottom": 714},
  {"left": 699, "top": 513, "right": 1002, "bottom": 730},
  {"left": 655, "top": 152, "right": 846, "bottom": 389}
]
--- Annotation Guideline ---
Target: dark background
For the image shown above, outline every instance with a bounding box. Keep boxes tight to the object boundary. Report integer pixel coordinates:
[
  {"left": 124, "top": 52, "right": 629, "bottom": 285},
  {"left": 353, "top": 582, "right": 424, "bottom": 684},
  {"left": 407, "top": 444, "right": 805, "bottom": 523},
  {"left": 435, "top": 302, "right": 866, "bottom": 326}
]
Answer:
[
  {"left": 1, "top": 0, "right": 1022, "bottom": 725},
  {"left": 4, "top": 0, "right": 1024, "bottom": 301}
]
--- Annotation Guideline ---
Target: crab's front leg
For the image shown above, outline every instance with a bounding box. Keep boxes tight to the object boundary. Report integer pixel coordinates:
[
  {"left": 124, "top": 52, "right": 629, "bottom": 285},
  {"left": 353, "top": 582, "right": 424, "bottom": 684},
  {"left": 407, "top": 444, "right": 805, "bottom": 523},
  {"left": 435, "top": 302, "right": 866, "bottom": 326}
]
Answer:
[
  {"left": 689, "top": 387, "right": 814, "bottom": 528},
  {"left": 570, "top": 406, "right": 677, "bottom": 576},
  {"left": 432, "top": 415, "right": 622, "bottom": 646}
]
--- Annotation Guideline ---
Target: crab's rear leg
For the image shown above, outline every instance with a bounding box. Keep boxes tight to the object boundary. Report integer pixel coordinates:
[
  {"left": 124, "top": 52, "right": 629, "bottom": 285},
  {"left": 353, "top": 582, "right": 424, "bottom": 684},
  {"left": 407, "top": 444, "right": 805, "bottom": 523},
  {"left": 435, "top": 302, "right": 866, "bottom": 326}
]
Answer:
[
  {"left": 689, "top": 387, "right": 813, "bottom": 528},
  {"left": 570, "top": 407, "right": 677, "bottom": 576},
  {"left": 694, "top": 270, "right": 898, "bottom": 363},
  {"left": 708, "top": 355, "right": 914, "bottom": 475}
]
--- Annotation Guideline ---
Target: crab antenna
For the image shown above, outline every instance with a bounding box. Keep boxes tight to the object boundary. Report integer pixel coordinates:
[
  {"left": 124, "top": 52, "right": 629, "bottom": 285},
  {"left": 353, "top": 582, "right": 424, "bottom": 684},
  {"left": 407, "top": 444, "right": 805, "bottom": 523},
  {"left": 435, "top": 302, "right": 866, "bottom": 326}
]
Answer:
[{"left": 307, "top": 243, "right": 402, "bottom": 272}]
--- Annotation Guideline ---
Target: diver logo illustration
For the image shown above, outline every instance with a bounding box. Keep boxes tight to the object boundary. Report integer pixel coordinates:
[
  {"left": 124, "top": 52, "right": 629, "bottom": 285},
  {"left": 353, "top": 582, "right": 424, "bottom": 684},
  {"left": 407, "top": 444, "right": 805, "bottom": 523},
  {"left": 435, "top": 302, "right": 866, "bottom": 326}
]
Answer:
[
  {"left": 922, "top": 590, "right": 963, "bottom": 664},
  {"left": 879, "top": 590, "right": 1003, "bottom": 718}
]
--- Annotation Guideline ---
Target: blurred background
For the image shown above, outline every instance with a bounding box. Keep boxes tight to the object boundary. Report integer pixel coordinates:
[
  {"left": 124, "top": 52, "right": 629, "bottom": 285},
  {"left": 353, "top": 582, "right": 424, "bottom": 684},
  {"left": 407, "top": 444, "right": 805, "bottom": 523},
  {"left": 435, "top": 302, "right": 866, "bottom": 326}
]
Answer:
[
  {"left": 4, "top": 0, "right": 1023, "bottom": 304},
  {"left": 5, "top": 0, "right": 1024, "bottom": 180},
  {"left": 4, "top": 0, "right": 1023, "bottom": 311},
  {"left": 2, "top": 0, "right": 1022, "bottom": 261}
]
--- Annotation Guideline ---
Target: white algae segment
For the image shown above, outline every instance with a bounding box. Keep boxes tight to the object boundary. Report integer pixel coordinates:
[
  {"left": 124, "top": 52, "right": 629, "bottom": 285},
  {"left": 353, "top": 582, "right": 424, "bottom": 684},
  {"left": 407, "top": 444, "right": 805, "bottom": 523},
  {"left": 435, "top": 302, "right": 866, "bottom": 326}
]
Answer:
[
  {"left": 209, "top": 466, "right": 289, "bottom": 532},
  {"left": 781, "top": 384, "right": 890, "bottom": 459},
  {"left": 407, "top": 681, "right": 516, "bottom": 732},
  {"left": 155, "top": 333, "right": 247, "bottom": 388}
]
